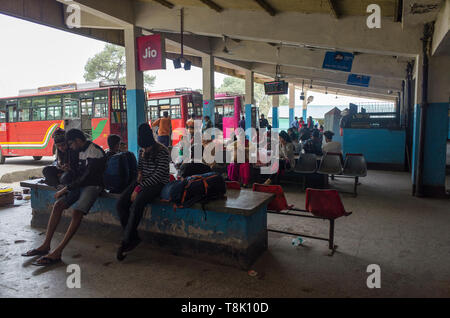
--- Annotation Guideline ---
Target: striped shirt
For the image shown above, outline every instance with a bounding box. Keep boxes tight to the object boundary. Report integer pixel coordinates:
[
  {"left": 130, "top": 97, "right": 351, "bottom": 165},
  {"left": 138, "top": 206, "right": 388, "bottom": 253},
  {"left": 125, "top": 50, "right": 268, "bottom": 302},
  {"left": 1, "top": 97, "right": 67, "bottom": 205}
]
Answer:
[{"left": 138, "top": 146, "right": 170, "bottom": 188}]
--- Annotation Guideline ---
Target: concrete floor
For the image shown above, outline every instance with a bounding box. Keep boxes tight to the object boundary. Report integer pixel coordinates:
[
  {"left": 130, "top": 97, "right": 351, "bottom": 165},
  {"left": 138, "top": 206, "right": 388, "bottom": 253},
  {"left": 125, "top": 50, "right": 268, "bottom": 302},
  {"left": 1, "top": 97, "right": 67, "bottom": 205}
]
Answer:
[{"left": 0, "top": 170, "right": 449, "bottom": 298}]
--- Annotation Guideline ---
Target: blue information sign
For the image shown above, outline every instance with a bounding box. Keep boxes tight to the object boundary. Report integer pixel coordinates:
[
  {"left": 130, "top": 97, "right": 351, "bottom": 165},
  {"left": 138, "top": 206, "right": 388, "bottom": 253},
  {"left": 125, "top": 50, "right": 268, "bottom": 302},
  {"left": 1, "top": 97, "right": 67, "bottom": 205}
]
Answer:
[
  {"left": 347, "top": 74, "right": 371, "bottom": 87},
  {"left": 322, "top": 51, "right": 354, "bottom": 72}
]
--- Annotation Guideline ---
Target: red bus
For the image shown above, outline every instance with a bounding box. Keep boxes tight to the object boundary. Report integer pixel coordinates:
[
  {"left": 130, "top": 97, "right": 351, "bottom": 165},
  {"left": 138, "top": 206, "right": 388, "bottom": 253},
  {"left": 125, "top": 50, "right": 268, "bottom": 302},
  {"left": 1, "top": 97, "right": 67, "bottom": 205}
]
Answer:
[
  {"left": 0, "top": 83, "right": 127, "bottom": 164},
  {"left": 146, "top": 88, "right": 203, "bottom": 145}
]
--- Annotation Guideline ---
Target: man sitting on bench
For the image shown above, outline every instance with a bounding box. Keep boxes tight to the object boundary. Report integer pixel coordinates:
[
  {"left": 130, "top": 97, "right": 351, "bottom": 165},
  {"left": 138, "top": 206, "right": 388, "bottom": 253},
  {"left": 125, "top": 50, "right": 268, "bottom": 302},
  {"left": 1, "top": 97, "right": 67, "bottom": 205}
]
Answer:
[{"left": 21, "top": 129, "right": 106, "bottom": 266}]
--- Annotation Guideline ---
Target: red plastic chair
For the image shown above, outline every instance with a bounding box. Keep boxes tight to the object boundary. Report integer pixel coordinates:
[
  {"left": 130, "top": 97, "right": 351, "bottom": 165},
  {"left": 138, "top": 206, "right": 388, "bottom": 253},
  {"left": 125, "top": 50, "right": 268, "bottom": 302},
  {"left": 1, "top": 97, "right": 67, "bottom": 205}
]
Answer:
[
  {"left": 226, "top": 181, "right": 241, "bottom": 190},
  {"left": 252, "top": 184, "right": 292, "bottom": 212},
  {"left": 253, "top": 184, "right": 352, "bottom": 256},
  {"left": 305, "top": 189, "right": 351, "bottom": 219}
]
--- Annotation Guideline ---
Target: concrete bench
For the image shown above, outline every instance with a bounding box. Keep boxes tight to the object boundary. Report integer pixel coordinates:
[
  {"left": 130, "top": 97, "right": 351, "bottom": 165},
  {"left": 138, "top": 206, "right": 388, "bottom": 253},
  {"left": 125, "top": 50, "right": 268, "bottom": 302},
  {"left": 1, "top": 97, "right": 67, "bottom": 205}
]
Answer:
[{"left": 20, "top": 179, "right": 274, "bottom": 269}]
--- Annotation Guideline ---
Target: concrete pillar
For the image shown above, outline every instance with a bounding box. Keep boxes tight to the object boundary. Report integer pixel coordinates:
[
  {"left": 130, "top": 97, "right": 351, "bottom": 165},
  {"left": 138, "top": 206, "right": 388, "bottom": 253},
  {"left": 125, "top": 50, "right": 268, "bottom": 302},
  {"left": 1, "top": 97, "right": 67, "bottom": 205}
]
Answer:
[
  {"left": 302, "top": 90, "right": 308, "bottom": 120},
  {"left": 288, "top": 83, "right": 295, "bottom": 127},
  {"left": 202, "top": 54, "right": 215, "bottom": 127},
  {"left": 412, "top": 53, "right": 450, "bottom": 197},
  {"left": 272, "top": 95, "right": 279, "bottom": 129},
  {"left": 245, "top": 70, "right": 254, "bottom": 135},
  {"left": 124, "top": 26, "right": 146, "bottom": 157}
]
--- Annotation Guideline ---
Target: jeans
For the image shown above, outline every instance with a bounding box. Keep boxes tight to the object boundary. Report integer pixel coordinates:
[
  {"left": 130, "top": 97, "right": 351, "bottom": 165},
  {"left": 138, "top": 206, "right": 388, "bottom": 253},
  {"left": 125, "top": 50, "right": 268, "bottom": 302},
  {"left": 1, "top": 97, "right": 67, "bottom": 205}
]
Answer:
[
  {"left": 116, "top": 182, "right": 164, "bottom": 243},
  {"left": 157, "top": 135, "right": 170, "bottom": 147}
]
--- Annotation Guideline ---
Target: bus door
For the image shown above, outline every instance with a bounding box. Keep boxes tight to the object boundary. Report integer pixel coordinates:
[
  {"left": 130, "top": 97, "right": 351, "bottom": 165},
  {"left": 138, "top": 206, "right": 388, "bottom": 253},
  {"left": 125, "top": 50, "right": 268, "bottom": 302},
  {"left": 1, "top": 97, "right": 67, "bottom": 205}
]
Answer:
[
  {"left": 79, "top": 93, "right": 93, "bottom": 139},
  {"left": 63, "top": 96, "right": 81, "bottom": 131},
  {"left": 0, "top": 101, "right": 6, "bottom": 158},
  {"left": 109, "top": 87, "right": 128, "bottom": 144},
  {"left": 6, "top": 101, "right": 18, "bottom": 153}
]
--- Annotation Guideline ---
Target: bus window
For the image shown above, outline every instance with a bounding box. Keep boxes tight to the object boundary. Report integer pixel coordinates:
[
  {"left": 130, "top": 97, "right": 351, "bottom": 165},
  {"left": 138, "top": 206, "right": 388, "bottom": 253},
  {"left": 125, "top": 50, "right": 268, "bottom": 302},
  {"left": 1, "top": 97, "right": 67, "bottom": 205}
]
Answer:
[
  {"left": 81, "top": 99, "right": 93, "bottom": 116},
  {"left": 7, "top": 105, "right": 17, "bottom": 123},
  {"left": 32, "top": 97, "right": 46, "bottom": 121},
  {"left": 223, "top": 101, "right": 234, "bottom": 117},
  {"left": 158, "top": 99, "right": 170, "bottom": 117},
  {"left": 170, "top": 98, "right": 181, "bottom": 119},
  {"left": 33, "top": 107, "right": 47, "bottom": 121},
  {"left": 0, "top": 100, "right": 6, "bottom": 123},
  {"left": 93, "top": 90, "right": 108, "bottom": 118},
  {"left": 47, "top": 95, "right": 62, "bottom": 120},
  {"left": 111, "top": 89, "right": 120, "bottom": 111},
  {"left": 18, "top": 98, "right": 32, "bottom": 121},
  {"left": 63, "top": 96, "right": 79, "bottom": 118},
  {"left": 121, "top": 88, "right": 127, "bottom": 110}
]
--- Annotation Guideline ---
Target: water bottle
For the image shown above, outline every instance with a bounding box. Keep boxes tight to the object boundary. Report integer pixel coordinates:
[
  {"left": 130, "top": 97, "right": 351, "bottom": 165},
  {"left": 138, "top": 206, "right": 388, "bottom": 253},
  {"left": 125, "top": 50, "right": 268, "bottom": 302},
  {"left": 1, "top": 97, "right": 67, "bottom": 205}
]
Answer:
[{"left": 292, "top": 237, "right": 304, "bottom": 246}]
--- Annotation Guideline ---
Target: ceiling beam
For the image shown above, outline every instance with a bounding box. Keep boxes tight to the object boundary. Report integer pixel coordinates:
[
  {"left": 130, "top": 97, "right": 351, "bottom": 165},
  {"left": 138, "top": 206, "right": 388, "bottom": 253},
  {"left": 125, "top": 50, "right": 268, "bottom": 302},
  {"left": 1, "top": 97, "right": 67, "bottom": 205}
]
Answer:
[
  {"left": 153, "top": 0, "right": 174, "bottom": 9},
  {"left": 210, "top": 38, "right": 409, "bottom": 80},
  {"left": 134, "top": 2, "right": 422, "bottom": 57},
  {"left": 254, "top": 0, "right": 277, "bottom": 17},
  {"left": 326, "top": 0, "right": 339, "bottom": 19},
  {"left": 199, "top": 0, "right": 224, "bottom": 13}
]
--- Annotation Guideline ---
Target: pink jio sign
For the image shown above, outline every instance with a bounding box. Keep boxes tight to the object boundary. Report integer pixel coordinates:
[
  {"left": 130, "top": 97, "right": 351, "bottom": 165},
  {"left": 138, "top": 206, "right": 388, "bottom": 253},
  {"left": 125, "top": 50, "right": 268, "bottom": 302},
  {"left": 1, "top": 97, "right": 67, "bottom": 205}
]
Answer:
[{"left": 137, "top": 34, "right": 166, "bottom": 71}]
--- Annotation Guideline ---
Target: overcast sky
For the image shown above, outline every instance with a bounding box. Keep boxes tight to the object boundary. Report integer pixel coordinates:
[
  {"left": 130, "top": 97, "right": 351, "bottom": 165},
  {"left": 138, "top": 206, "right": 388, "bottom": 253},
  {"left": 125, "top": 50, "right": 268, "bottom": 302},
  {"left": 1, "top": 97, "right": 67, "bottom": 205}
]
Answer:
[{"left": 0, "top": 13, "right": 379, "bottom": 107}]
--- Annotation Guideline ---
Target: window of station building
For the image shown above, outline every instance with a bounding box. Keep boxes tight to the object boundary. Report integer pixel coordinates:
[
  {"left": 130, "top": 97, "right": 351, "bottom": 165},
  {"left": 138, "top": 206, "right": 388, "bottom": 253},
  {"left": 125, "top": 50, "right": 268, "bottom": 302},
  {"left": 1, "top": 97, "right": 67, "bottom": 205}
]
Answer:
[
  {"left": 18, "top": 98, "right": 32, "bottom": 122},
  {"left": 63, "top": 95, "right": 80, "bottom": 118}
]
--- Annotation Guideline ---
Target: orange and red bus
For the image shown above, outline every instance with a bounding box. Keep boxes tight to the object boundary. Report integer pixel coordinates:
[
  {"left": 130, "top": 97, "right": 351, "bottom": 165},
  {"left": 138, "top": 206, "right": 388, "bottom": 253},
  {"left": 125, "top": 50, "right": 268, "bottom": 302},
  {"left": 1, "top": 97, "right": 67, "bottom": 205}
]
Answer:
[
  {"left": 146, "top": 88, "right": 203, "bottom": 145},
  {"left": 0, "top": 83, "right": 127, "bottom": 164}
]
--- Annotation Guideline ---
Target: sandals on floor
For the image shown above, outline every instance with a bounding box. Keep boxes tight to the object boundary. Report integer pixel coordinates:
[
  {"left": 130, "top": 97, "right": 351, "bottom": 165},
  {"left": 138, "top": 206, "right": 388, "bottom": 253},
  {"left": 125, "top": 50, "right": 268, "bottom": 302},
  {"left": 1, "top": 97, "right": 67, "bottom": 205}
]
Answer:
[
  {"left": 21, "top": 249, "right": 49, "bottom": 257},
  {"left": 31, "top": 256, "right": 62, "bottom": 266}
]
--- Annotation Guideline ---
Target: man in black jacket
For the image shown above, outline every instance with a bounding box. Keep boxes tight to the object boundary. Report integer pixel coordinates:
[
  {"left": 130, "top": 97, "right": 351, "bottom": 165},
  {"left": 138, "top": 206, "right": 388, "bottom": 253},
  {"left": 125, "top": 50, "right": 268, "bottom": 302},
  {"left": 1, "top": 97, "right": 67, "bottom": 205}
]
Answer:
[{"left": 21, "top": 129, "right": 106, "bottom": 266}]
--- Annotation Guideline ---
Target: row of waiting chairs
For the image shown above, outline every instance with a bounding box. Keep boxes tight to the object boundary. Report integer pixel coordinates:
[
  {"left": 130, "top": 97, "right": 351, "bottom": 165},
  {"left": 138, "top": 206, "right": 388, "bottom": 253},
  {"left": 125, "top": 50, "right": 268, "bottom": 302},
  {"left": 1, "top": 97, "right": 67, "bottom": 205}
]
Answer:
[{"left": 294, "top": 152, "right": 367, "bottom": 196}]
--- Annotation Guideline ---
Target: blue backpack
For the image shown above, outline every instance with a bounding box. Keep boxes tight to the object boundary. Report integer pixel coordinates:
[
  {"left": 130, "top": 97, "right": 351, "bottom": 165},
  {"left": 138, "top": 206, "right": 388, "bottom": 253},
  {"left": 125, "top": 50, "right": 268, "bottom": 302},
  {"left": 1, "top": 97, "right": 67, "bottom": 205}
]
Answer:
[{"left": 104, "top": 152, "right": 137, "bottom": 193}]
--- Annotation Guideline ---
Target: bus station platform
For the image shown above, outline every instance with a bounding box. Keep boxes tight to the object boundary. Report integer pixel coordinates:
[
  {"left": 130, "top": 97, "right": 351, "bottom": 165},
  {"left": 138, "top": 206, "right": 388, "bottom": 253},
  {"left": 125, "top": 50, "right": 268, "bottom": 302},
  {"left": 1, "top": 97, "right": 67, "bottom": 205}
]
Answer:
[{"left": 1, "top": 169, "right": 449, "bottom": 298}]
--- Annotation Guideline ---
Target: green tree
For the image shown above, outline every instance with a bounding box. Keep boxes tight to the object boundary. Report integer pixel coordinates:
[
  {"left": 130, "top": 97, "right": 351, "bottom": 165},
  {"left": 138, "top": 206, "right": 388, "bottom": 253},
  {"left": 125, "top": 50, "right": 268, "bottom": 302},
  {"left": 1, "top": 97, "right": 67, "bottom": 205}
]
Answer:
[
  {"left": 84, "top": 44, "right": 156, "bottom": 88},
  {"left": 216, "top": 76, "right": 288, "bottom": 116}
]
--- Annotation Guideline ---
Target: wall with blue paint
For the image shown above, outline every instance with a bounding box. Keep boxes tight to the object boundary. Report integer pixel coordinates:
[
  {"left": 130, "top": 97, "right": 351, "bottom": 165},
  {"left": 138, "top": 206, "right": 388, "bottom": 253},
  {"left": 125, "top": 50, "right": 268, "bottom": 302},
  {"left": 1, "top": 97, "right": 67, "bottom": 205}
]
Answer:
[
  {"left": 411, "top": 103, "right": 449, "bottom": 187},
  {"left": 422, "top": 103, "right": 448, "bottom": 186},
  {"left": 343, "top": 128, "right": 406, "bottom": 165},
  {"left": 126, "top": 89, "right": 147, "bottom": 157}
]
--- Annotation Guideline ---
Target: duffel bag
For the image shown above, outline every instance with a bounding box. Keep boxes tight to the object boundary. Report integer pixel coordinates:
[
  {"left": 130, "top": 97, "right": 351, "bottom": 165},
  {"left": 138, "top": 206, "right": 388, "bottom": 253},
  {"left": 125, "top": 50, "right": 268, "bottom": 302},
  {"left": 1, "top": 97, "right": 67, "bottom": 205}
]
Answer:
[
  {"left": 200, "top": 172, "right": 226, "bottom": 200},
  {"left": 160, "top": 179, "right": 187, "bottom": 204},
  {"left": 180, "top": 175, "right": 207, "bottom": 208}
]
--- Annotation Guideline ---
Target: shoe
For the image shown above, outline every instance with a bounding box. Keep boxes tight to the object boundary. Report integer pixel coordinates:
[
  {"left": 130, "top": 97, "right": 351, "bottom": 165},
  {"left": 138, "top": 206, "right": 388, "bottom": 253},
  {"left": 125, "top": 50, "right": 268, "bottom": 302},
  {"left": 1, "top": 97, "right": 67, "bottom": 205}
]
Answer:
[{"left": 263, "top": 178, "right": 272, "bottom": 185}]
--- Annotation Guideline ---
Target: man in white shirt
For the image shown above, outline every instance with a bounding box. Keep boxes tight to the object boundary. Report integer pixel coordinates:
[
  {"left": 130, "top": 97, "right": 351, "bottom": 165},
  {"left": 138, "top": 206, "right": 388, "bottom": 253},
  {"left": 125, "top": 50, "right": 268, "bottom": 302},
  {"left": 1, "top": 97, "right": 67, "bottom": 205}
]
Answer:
[{"left": 322, "top": 131, "right": 342, "bottom": 154}]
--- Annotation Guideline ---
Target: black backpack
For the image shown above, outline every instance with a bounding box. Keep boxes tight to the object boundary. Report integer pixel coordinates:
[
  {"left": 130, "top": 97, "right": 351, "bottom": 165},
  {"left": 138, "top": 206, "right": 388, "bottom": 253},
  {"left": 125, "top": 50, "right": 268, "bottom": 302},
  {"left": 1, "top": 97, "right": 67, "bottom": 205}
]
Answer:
[{"left": 104, "top": 152, "right": 137, "bottom": 193}]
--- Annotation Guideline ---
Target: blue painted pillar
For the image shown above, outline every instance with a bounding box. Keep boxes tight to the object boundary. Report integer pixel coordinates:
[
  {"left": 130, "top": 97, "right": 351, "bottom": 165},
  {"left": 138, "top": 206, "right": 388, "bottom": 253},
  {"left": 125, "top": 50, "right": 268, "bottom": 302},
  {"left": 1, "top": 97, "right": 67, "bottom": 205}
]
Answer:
[
  {"left": 126, "top": 89, "right": 146, "bottom": 156},
  {"left": 124, "top": 26, "right": 145, "bottom": 157},
  {"left": 272, "top": 107, "right": 279, "bottom": 129},
  {"left": 245, "top": 104, "right": 252, "bottom": 138},
  {"left": 289, "top": 108, "right": 294, "bottom": 127},
  {"left": 302, "top": 108, "right": 307, "bottom": 120},
  {"left": 203, "top": 99, "right": 215, "bottom": 126}
]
